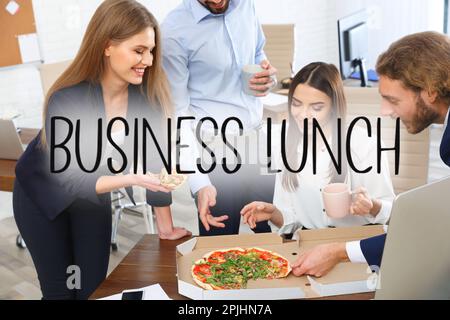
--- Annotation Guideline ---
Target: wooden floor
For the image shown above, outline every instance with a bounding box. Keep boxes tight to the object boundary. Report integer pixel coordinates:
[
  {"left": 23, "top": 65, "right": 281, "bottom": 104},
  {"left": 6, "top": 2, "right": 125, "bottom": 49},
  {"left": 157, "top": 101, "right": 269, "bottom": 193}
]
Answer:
[{"left": 0, "top": 211, "right": 146, "bottom": 300}]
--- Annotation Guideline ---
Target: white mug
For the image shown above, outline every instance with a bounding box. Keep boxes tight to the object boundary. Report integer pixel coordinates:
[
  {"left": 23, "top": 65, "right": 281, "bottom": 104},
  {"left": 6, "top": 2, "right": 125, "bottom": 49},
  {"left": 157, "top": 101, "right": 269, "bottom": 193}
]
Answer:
[{"left": 241, "top": 64, "right": 276, "bottom": 96}]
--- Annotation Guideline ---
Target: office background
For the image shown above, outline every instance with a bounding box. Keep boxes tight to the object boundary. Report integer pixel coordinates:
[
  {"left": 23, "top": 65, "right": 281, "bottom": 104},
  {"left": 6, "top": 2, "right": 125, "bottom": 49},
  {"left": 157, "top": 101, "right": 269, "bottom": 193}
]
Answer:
[
  {"left": 0, "top": 0, "right": 449, "bottom": 299},
  {"left": 1, "top": 0, "right": 449, "bottom": 218},
  {"left": 0, "top": 0, "right": 445, "bottom": 128}
]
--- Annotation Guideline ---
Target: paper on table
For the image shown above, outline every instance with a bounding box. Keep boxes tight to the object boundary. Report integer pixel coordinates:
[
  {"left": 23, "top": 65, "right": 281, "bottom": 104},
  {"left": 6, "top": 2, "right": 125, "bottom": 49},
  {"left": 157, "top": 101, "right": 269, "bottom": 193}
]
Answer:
[
  {"left": 97, "top": 284, "right": 172, "bottom": 300},
  {"left": 5, "top": 0, "right": 20, "bottom": 15},
  {"left": 18, "top": 33, "right": 41, "bottom": 64}
]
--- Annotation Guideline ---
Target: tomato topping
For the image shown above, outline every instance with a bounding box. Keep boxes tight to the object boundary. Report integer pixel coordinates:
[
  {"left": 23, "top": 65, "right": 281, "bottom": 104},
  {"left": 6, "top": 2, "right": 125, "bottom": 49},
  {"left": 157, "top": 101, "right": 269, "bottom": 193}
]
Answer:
[
  {"left": 260, "top": 253, "right": 273, "bottom": 260},
  {"left": 194, "top": 264, "right": 212, "bottom": 276}
]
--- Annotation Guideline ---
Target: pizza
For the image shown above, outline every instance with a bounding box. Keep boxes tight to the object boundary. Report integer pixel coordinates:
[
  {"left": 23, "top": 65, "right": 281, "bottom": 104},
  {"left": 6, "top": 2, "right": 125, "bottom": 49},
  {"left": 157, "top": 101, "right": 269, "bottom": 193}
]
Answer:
[
  {"left": 158, "top": 168, "right": 187, "bottom": 189},
  {"left": 191, "top": 247, "right": 292, "bottom": 290}
]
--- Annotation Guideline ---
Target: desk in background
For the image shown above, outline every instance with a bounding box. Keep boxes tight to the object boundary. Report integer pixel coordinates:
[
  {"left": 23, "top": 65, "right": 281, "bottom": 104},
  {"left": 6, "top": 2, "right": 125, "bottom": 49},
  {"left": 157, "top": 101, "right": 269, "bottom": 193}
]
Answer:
[
  {"left": 0, "top": 128, "right": 39, "bottom": 192},
  {"left": 263, "top": 90, "right": 289, "bottom": 123},
  {"left": 263, "top": 82, "right": 380, "bottom": 124},
  {"left": 344, "top": 79, "right": 379, "bottom": 88}
]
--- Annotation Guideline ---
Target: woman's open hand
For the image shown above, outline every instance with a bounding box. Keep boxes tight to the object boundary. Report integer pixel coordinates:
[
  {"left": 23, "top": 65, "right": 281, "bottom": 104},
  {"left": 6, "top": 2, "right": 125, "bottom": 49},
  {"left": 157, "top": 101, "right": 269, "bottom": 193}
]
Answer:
[{"left": 240, "top": 201, "right": 277, "bottom": 229}]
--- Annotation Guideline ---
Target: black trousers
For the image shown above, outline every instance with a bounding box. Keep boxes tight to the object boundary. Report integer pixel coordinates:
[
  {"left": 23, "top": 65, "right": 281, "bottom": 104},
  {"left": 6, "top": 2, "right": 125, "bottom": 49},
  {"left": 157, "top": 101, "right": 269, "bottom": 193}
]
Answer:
[
  {"left": 196, "top": 164, "right": 275, "bottom": 236},
  {"left": 13, "top": 180, "right": 111, "bottom": 300}
]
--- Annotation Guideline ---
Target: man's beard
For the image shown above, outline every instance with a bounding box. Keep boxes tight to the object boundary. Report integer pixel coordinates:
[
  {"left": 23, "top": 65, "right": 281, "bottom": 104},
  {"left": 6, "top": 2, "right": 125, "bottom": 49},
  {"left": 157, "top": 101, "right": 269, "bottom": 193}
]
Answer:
[
  {"left": 201, "top": 0, "right": 230, "bottom": 14},
  {"left": 406, "top": 95, "right": 440, "bottom": 134}
]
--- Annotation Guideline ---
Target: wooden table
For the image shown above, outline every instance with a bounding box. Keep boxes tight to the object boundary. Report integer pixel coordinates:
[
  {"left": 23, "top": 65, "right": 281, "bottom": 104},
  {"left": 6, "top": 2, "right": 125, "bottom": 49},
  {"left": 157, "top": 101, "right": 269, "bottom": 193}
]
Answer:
[
  {"left": 90, "top": 234, "right": 375, "bottom": 300},
  {"left": 0, "top": 128, "right": 39, "bottom": 192}
]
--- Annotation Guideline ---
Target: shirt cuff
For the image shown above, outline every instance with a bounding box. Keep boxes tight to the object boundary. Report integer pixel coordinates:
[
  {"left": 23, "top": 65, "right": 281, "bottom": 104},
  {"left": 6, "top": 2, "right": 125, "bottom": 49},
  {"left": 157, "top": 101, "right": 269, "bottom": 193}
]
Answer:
[
  {"left": 367, "top": 199, "right": 393, "bottom": 225},
  {"left": 188, "top": 172, "right": 212, "bottom": 195},
  {"left": 346, "top": 240, "right": 367, "bottom": 264},
  {"left": 255, "top": 53, "right": 268, "bottom": 65},
  {"left": 277, "top": 210, "right": 300, "bottom": 236}
]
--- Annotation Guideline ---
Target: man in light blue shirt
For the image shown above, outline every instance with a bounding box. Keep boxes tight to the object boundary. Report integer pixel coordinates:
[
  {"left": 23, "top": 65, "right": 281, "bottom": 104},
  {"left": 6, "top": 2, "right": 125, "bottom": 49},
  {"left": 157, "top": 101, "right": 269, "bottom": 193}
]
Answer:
[{"left": 162, "top": 0, "right": 277, "bottom": 236}]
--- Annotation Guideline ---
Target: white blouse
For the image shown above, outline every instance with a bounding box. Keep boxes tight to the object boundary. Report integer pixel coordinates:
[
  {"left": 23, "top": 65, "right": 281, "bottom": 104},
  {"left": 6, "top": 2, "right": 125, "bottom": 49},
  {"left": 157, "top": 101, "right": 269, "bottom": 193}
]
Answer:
[
  {"left": 274, "top": 126, "right": 395, "bottom": 234},
  {"left": 103, "top": 129, "right": 126, "bottom": 170}
]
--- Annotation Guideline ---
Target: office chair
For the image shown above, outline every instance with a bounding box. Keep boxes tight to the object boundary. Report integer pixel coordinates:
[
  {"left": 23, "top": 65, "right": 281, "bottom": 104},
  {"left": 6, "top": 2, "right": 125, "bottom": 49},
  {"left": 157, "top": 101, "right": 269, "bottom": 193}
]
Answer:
[{"left": 110, "top": 189, "right": 155, "bottom": 251}]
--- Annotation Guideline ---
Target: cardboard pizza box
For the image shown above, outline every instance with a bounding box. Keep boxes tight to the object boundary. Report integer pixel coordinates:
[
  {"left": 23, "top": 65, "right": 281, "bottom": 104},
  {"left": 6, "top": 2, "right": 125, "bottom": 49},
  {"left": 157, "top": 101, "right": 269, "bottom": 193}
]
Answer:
[
  {"left": 176, "top": 225, "right": 385, "bottom": 300},
  {"left": 296, "top": 225, "right": 386, "bottom": 297},
  {"left": 176, "top": 233, "right": 307, "bottom": 300}
]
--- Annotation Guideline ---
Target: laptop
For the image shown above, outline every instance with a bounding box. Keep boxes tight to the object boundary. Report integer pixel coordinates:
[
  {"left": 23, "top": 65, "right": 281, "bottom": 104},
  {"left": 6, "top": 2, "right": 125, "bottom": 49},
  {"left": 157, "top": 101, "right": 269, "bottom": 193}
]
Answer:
[
  {"left": 375, "top": 176, "right": 450, "bottom": 299},
  {"left": 0, "top": 119, "right": 24, "bottom": 160}
]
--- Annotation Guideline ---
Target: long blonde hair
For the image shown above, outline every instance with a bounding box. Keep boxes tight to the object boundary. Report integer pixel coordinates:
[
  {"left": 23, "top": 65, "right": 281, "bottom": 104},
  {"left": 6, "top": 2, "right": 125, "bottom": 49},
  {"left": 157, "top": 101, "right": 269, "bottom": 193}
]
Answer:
[{"left": 40, "top": 0, "right": 172, "bottom": 146}]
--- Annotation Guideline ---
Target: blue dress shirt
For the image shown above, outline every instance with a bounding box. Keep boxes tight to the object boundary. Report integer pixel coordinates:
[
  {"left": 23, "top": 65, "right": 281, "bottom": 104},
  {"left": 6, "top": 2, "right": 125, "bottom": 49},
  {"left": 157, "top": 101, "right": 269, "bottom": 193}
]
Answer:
[{"left": 161, "top": 0, "right": 267, "bottom": 130}]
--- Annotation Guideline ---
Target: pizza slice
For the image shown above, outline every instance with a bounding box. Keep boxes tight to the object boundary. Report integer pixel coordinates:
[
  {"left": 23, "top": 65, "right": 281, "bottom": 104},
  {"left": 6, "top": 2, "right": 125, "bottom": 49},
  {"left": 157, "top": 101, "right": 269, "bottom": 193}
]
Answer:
[
  {"left": 246, "top": 247, "right": 292, "bottom": 279},
  {"left": 158, "top": 168, "right": 187, "bottom": 189},
  {"left": 191, "top": 259, "right": 222, "bottom": 290}
]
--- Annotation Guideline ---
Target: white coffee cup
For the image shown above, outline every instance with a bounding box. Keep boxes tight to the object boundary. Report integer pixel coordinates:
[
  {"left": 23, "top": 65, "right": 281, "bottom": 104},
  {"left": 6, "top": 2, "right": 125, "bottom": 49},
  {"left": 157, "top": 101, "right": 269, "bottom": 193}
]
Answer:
[
  {"left": 241, "top": 64, "right": 276, "bottom": 96},
  {"left": 322, "top": 183, "right": 353, "bottom": 219}
]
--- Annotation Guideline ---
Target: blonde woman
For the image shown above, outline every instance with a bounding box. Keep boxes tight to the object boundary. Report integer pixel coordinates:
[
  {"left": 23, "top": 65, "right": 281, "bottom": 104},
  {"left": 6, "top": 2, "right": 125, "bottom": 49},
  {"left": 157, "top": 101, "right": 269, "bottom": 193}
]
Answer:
[
  {"left": 241, "top": 62, "right": 395, "bottom": 234},
  {"left": 13, "top": 0, "right": 190, "bottom": 299}
]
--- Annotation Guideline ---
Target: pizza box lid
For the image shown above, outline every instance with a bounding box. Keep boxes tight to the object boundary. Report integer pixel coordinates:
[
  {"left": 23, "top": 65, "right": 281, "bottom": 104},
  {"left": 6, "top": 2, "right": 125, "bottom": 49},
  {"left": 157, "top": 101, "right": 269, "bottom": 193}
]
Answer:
[
  {"left": 296, "top": 225, "right": 385, "bottom": 244},
  {"left": 296, "top": 225, "right": 386, "bottom": 297},
  {"left": 175, "top": 233, "right": 307, "bottom": 300}
]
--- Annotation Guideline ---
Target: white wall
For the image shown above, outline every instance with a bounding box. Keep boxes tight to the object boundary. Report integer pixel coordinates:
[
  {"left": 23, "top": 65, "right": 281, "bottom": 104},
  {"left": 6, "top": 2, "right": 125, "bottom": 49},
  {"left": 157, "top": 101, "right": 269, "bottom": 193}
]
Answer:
[
  {"left": 0, "top": 0, "right": 445, "bottom": 128},
  {"left": 0, "top": 0, "right": 183, "bottom": 130},
  {"left": 336, "top": 0, "right": 444, "bottom": 70},
  {"left": 255, "top": 0, "right": 337, "bottom": 71},
  {"left": 33, "top": 0, "right": 183, "bottom": 64},
  {"left": 256, "top": 0, "right": 445, "bottom": 71}
]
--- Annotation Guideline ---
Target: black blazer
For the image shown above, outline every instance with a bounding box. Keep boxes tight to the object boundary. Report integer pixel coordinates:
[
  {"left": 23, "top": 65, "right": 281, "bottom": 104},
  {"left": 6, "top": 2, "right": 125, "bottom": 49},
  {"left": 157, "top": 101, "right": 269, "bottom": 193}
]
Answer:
[
  {"left": 360, "top": 234, "right": 386, "bottom": 268},
  {"left": 440, "top": 111, "right": 450, "bottom": 167},
  {"left": 15, "top": 81, "right": 172, "bottom": 221}
]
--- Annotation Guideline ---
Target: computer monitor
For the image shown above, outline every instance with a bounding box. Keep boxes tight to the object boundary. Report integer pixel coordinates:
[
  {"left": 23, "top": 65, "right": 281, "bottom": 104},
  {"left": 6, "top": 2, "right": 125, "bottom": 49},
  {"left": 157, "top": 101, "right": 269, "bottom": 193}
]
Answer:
[{"left": 338, "top": 10, "right": 370, "bottom": 87}]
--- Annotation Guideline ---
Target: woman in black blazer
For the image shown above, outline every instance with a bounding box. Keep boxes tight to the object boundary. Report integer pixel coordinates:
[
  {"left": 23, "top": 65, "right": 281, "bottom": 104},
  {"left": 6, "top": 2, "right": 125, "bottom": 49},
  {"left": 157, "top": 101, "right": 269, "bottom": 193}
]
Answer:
[{"left": 13, "top": 0, "right": 190, "bottom": 299}]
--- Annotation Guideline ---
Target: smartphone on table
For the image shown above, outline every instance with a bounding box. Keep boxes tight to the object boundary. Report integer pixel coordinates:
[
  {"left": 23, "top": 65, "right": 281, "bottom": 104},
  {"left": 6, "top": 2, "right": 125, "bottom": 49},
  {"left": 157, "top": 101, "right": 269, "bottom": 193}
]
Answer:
[{"left": 121, "top": 289, "right": 145, "bottom": 300}]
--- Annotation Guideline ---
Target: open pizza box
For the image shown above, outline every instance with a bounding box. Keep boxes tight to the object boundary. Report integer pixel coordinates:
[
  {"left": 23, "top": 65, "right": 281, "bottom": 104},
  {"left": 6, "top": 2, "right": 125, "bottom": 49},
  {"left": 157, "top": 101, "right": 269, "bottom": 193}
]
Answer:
[
  {"left": 176, "top": 225, "right": 385, "bottom": 300},
  {"left": 176, "top": 233, "right": 307, "bottom": 300}
]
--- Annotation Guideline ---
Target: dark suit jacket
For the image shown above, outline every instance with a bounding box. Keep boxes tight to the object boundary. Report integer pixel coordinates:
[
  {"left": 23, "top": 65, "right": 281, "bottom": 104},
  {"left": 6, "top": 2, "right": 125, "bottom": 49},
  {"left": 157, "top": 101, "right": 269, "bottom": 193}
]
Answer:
[
  {"left": 15, "top": 81, "right": 172, "bottom": 221},
  {"left": 360, "top": 110, "right": 450, "bottom": 267},
  {"left": 360, "top": 234, "right": 386, "bottom": 268},
  {"left": 440, "top": 111, "right": 450, "bottom": 167}
]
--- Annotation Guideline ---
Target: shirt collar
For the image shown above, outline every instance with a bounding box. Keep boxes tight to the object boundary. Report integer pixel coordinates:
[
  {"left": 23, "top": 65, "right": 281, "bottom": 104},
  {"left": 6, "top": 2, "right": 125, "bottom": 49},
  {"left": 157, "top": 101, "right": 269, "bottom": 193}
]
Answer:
[
  {"left": 189, "top": 0, "right": 239, "bottom": 23},
  {"left": 445, "top": 107, "right": 449, "bottom": 130}
]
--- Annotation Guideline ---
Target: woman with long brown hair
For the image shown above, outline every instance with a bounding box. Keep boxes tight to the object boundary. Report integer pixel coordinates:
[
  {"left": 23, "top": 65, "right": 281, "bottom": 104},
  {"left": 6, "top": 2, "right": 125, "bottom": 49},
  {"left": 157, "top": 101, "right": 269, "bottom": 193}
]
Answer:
[
  {"left": 241, "top": 62, "right": 395, "bottom": 234},
  {"left": 13, "top": 0, "right": 190, "bottom": 299}
]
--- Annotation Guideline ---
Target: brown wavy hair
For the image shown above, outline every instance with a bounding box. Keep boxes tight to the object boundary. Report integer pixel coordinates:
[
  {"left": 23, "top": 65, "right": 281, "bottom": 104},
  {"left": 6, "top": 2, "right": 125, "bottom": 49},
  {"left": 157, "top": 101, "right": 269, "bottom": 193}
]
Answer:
[
  {"left": 282, "top": 62, "right": 348, "bottom": 192},
  {"left": 40, "top": 0, "right": 172, "bottom": 146},
  {"left": 376, "top": 31, "right": 450, "bottom": 105}
]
